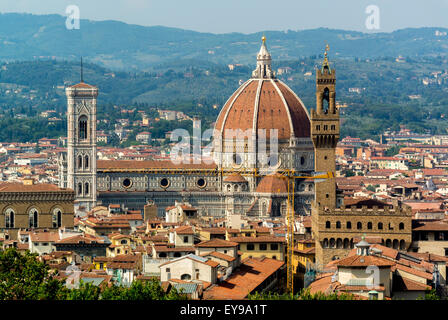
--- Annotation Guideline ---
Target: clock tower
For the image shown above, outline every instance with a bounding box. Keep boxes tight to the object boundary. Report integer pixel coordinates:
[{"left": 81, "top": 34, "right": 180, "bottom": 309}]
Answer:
[{"left": 66, "top": 78, "right": 98, "bottom": 213}]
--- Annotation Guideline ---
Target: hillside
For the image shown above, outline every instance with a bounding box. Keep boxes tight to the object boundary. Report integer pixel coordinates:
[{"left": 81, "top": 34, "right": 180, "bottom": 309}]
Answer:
[
  {"left": 2, "top": 13, "right": 448, "bottom": 70},
  {"left": 0, "top": 55, "right": 448, "bottom": 143}
]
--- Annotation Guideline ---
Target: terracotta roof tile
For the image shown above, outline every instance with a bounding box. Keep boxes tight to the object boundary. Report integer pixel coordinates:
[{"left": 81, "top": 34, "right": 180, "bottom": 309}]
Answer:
[{"left": 196, "top": 239, "right": 239, "bottom": 248}]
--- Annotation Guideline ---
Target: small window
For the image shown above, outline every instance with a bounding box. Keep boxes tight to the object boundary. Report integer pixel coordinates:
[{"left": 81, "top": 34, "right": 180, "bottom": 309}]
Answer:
[
  {"left": 367, "top": 222, "right": 372, "bottom": 230},
  {"left": 183, "top": 236, "right": 189, "bottom": 243},
  {"left": 336, "top": 221, "right": 341, "bottom": 229},
  {"left": 325, "top": 221, "right": 331, "bottom": 229},
  {"left": 270, "top": 244, "right": 279, "bottom": 251},
  {"left": 378, "top": 222, "right": 383, "bottom": 230},
  {"left": 260, "top": 244, "right": 267, "bottom": 251},
  {"left": 399, "top": 223, "right": 404, "bottom": 230},
  {"left": 369, "top": 292, "right": 379, "bottom": 300},
  {"left": 247, "top": 244, "right": 255, "bottom": 251},
  {"left": 346, "top": 221, "right": 352, "bottom": 229},
  {"left": 166, "top": 268, "right": 170, "bottom": 273},
  {"left": 357, "top": 222, "right": 362, "bottom": 230}
]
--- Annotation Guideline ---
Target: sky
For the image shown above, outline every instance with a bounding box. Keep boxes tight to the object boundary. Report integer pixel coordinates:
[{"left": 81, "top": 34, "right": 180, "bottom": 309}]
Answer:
[{"left": 1, "top": 0, "right": 448, "bottom": 34}]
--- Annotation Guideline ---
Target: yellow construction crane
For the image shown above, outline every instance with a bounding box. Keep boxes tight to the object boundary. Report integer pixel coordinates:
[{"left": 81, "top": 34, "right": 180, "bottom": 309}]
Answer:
[{"left": 275, "top": 170, "right": 334, "bottom": 296}]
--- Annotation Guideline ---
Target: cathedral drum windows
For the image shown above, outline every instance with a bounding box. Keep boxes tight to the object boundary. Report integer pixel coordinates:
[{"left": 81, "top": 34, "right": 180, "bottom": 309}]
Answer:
[
  {"left": 160, "top": 178, "right": 170, "bottom": 189},
  {"left": 197, "top": 178, "right": 206, "bottom": 189},
  {"left": 122, "top": 178, "right": 132, "bottom": 189}
]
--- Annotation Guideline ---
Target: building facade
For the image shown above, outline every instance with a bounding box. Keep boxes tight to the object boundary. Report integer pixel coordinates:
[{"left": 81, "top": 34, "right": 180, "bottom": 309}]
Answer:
[{"left": 0, "top": 183, "right": 75, "bottom": 240}]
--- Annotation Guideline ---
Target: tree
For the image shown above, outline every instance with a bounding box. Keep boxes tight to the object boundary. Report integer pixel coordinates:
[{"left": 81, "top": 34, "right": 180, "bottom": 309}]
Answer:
[{"left": 0, "top": 248, "right": 64, "bottom": 300}]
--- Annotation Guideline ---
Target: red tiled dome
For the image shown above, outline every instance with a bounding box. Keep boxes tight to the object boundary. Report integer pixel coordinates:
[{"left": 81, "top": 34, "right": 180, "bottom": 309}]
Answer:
[
  {"left": 223, "top": 173, "right": 247, "bottom": 183},
  {"left": 255, "top": 174, "right": 287, "bottom": 193},
  {"left": 215, "top": 79, "right": 310, "bottom": 140}
]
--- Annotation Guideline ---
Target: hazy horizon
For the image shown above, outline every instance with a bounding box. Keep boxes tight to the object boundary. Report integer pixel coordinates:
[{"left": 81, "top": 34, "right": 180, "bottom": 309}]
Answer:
[{"left": 1, "top": 0, "right": 448, "bottom": 34}]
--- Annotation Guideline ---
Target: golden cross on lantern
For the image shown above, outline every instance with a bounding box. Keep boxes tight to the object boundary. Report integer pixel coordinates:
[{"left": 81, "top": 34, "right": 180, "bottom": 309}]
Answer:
[
  {"left": 262, "top": 34, "right": 266, "bottom": 43},
  {"left": 323, "top": 42, "right": 330, "bottom": 67}
]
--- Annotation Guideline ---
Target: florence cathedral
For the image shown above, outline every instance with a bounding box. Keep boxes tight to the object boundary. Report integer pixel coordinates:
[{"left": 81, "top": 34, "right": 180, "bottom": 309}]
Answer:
[{"left": 58, "top": 37, "right": 321, "bottom": 218}]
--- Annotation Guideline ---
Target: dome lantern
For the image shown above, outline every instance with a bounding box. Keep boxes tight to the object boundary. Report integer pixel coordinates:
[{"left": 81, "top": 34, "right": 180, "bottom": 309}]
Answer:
[{"left": 252, "top": 35, "right": 275, "bottom": 79}]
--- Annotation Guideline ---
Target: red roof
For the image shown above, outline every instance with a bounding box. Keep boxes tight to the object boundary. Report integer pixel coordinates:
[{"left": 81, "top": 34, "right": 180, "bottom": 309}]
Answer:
[
  {"left": 196, "top": 239, "right": 239, "bottom": 248},
  {"left": 203, "top": 257, "right": 284, "bottom": 300}
]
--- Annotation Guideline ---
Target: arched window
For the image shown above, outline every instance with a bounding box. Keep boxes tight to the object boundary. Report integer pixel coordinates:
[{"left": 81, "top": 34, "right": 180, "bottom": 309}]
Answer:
[
  {"left": 85, "top": 182, "right": 89, "bottom": 195},
  {"left": 399, "top": 240, "right": 406, "bottom": 250},
  {"left": 367, "top": 222, "right": 372, "bottom": 230},
  {"left": 336, "top": 238, "right": 343, "bottom": 248},
  {"left": 78, "top": 115, "right": 88, "bottom": 140},
  {"left": 336, "top": 221, "right": 341, "bottom": 229},
  {"left": 343, "top": 238, "right": 350, "bottom": 249},
  {"left": 393, "top": 239, "right": 399, "bottom": 250},
  {"left": 322, "top": 87, "right": 330, "bottom": 114},
  {"left": 399, "top": 222, "right": 404, "bottom": 230},
  {"left": 29, "top": 208, "right": 38, "bottom": 228},
  {"left": 385, "top": 239, "right": 392, "bottom": 248},
  {"left": 346, "top": 221, "right": 352, "bottom": 229},
  {"left": 378, "top": 222, "right": 383, "bottom": 230},
  {"left": 323, "top": 238, "right": 329, "bottom": 248},
  {"left": 357, "top": 222, "right": 362, "bottom": 230},
  {"left": 5, "top": 208, "right": 14, "bottom": 228},
  {"left": 325, "top": 221, "right": 331, "bottom": 229},
  {"left": 52, "top": 209, "right": 62, "bottom": 228},
  {"left": 78, "top": 183, "right": 83, "bottom": 195},
  {"left": 181, "top": 274, "right": 191, "bottom": 280},
  {"left": 84, "top": 155, "right": 89, "bottom": 170},
  {"left": 78, "top": 155, "right": 83, "bottom": 169},
  {"left": 329, "top": 238, "right": 336, "bottom": 248}
]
